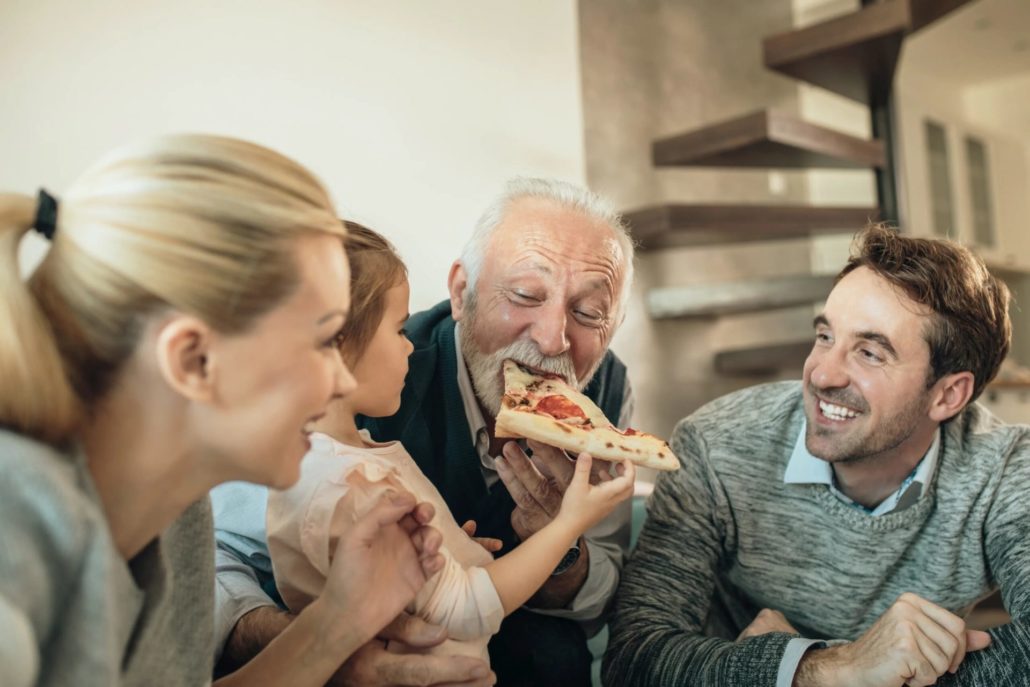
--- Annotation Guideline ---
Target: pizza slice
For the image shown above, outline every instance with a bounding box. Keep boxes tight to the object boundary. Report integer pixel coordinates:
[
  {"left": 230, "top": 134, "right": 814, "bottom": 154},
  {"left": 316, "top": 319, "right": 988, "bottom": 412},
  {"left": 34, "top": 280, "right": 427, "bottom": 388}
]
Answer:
[{"left": 494, "top": 359, "right": 679, "bottom": 472}]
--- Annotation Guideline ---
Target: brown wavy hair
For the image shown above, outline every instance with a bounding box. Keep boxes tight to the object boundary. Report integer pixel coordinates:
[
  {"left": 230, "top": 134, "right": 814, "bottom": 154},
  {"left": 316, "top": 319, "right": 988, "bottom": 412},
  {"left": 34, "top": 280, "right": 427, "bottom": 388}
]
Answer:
[
  {"left": 337, "top": 221, "right": 407, "bottom": 366},
  {"left": 837, "top": 223, "right": 1011, "bottom": 403}
]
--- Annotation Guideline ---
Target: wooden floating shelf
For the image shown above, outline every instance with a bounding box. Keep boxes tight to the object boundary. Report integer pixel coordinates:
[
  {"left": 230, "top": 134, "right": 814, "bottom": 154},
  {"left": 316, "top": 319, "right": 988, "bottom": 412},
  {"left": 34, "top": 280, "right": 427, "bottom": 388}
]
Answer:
[
  {"left": 653, "top": 109, "right": 884, "bottom": 169},
  {"left": 908, "top": 0, "right": 976, "bottom": 34},
  {"left": 715, "top": 339, "right": 812, "bottom": 375},
  {"left": 763, "top": 0, "right": 973, "bottom": 104},
  {"left": 648, "top": 274, "right": 835, "bottom": 319},
  {"left": 625, "top": 204, "right": 880, "bottom": 250}
]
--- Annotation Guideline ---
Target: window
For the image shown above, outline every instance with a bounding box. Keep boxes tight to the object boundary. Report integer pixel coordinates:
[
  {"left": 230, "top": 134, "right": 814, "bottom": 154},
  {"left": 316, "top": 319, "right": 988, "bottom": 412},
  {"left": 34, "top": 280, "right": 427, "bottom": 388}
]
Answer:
[
  {"left": 965, "top": 135, "right": 995, "bottom": 248},
  {"left": 924, "top": 120, "right": 955, "bottom": 238}
]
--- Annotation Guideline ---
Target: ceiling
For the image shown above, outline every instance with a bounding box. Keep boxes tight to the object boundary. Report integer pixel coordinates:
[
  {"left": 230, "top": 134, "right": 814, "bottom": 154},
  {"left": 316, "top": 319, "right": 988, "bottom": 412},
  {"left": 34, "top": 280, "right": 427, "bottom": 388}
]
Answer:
[{"left": 902, "top": 0, "right": 1030, "bottom": 88}]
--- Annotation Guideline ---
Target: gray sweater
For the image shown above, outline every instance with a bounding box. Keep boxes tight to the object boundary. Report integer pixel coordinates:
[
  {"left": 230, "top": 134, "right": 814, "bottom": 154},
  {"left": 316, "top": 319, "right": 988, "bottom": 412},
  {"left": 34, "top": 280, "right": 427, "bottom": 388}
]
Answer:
[
  {"left": 0, "top": 430, "right": 214, "bottom": 686},
  {"left": 603, "top": 382, "right": 1030, "bottom": 686}
]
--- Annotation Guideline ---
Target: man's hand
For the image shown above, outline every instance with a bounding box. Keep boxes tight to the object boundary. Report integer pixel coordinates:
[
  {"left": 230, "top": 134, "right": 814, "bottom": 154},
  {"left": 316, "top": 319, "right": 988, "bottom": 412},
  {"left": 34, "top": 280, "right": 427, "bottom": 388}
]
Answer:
[
  {"left": 795, "top": 592, "right": 992, "bottom": 687},
  {"left": 496, "top": 440, "right": 613, "bottom": 540},
  {"left": 737, "top": 608, "right": 798, "bottom": 640},
  {"left": 330, "top": 613, "right": 495, "bottom": 687}
]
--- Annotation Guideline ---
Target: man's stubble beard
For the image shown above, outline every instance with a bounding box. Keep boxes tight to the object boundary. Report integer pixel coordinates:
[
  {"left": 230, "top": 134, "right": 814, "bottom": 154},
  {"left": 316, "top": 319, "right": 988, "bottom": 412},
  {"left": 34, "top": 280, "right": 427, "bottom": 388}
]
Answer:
[
  {"left": 804, "top": 383, "right": 931, "bottom": 466},
  {"left": 459, "top": 289, "right": 604, "bottom": 417}
]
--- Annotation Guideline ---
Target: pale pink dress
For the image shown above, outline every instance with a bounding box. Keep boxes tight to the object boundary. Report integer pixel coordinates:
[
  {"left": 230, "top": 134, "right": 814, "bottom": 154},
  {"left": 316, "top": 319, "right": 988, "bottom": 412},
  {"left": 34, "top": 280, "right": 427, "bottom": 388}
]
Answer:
[{"left": 267, "top": 431, "right": 504, "bottom": 662}]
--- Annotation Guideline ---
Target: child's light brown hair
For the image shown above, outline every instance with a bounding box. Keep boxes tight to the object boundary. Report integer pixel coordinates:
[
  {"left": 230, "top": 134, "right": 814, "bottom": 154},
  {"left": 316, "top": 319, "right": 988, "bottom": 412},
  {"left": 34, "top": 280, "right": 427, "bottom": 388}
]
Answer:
[{"left": 338, "top": 221, "right": 408, "bottom": 366}]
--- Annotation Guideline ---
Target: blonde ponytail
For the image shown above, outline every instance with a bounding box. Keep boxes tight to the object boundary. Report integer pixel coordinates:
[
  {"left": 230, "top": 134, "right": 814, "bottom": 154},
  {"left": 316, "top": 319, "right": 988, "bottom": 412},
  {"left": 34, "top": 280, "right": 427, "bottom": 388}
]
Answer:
[
  {"left": 2, "top": 135, "right": 345, "bottom": 445},
  {"left": 0, "top": 194, "right": 80, "bottom": 442}
]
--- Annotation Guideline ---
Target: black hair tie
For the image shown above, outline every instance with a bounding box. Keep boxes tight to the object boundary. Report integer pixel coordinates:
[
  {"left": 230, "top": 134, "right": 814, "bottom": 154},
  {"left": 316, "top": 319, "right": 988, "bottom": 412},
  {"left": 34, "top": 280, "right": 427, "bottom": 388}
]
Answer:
[{"left": 34, "top": 189, "right": 58, "bottom": 240}]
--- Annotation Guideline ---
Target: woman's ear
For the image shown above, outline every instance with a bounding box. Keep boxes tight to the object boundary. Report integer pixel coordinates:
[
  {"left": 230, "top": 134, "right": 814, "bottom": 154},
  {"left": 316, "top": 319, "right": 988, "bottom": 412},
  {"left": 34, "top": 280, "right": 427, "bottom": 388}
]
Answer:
[{"left": 153, "top": 315, "right": 217, "bottom": 403}]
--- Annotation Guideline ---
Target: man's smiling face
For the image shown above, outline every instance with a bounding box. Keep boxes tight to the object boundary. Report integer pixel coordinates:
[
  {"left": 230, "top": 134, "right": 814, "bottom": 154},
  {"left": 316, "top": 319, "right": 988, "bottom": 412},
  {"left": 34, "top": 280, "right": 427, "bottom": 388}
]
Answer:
[{"left": 802, "top": 266, "right": 940, "bottom": 465}]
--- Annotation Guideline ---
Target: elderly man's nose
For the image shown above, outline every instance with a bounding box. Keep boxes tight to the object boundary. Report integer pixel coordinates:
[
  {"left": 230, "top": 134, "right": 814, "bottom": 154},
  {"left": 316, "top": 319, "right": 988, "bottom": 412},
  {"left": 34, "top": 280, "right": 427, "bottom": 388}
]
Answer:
[{"left": 530, "top": 305, "right": 570, "bottom": 357}]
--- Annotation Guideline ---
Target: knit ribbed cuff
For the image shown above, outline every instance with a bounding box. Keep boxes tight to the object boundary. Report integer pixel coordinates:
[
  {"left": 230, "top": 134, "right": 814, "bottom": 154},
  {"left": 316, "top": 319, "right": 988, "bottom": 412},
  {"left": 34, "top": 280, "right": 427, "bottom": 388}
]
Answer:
[{"left": 729, "top": 632, "right": 799, "bottom": 686}]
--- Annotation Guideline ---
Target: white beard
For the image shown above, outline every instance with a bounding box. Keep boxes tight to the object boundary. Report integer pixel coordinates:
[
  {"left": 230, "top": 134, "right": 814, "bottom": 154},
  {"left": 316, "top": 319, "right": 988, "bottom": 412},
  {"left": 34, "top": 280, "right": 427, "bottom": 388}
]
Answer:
[
  {"left": 457, "top": 288, "right": 607, "bottom": 416},
  {"left": 462, "top": 335, "right": 580, "bottom": 417}
]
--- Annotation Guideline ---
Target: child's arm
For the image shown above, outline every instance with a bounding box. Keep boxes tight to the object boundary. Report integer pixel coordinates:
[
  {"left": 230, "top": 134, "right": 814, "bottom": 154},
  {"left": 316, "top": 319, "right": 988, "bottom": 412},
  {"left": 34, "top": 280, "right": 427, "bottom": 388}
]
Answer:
[{"left": 484, "top": 452, "right": 634, "bottom": 615}]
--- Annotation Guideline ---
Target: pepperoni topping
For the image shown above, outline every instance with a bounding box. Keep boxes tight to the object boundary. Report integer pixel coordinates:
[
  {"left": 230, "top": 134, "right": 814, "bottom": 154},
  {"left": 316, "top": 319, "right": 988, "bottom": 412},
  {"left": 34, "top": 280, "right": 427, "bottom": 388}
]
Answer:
[
  {"left": 536, "top": 395, "right": 588, "bottom": 421},
  {"left": 612, "top": 426, "right": 642, "bottom": 436}
]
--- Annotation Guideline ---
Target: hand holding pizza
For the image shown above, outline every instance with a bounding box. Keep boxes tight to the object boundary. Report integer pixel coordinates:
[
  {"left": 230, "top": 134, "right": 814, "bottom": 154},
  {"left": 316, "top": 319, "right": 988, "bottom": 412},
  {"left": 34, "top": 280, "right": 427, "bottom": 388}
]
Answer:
[
  {"left": 497, "top": 440, "right": 632, "bottom": 541},
  {"left": 493, "top": 359, "right": 669, "bottom": 540},
  {"left": 526, "top": 439, "right": 620, "bottom": 484},
  {"left": 554, "top": 451, "right": 635, "bottom": 535},
  {"left": 497, "top": 441, "right": 567, "bottom": 540}
]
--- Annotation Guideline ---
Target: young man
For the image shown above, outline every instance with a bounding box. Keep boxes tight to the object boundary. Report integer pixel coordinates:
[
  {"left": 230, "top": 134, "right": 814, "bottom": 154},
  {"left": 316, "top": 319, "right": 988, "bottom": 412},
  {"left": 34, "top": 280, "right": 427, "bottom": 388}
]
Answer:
[{"left": 604, "top": 225, "right": 1030, "bottom": 687}]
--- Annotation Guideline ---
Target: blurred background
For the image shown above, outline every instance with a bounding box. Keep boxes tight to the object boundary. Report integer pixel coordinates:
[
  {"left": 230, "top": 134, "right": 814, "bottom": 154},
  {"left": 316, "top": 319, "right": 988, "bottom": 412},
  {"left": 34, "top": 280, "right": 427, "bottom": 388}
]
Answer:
[{"left": 4, "top": 0, "right": 1029, "bottom": 456}]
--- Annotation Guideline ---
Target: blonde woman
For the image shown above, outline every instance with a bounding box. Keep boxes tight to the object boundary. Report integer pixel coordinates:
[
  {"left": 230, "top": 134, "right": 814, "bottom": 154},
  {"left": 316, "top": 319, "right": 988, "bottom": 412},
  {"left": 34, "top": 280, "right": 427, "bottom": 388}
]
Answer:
[{"left": 0, "top": 135, "right": 445, "bottom": 687}]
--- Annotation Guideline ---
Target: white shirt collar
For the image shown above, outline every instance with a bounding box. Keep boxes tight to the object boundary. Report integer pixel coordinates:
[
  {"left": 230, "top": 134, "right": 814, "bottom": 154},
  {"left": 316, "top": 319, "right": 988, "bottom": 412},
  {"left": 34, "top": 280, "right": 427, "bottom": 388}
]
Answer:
[{"left": 784, "top": 421, "right": 941, "bottom": 516}]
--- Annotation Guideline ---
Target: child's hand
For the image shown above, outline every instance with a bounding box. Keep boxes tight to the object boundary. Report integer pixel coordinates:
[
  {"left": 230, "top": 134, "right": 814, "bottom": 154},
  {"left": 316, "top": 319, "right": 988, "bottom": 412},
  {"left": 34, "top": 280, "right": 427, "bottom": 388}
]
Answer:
[
  {"left": 461, "top": 519, "right": 503, "bottom": 554},
  {"left": 320, "top": 492, "right": 445, "bottom": 644},
  {"left": 555, "top": 452, "right": 635, "bottom": 534}
]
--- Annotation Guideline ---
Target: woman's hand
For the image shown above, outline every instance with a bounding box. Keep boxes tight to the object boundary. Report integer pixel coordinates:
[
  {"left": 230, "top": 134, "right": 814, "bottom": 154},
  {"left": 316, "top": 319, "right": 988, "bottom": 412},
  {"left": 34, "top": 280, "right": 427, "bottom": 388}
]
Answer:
[
  {"left": 319, "top": 491, "right": 445, "bottom": 644},
  {"left": 555, "top": 452, "right": 634, "bottom": 534}
]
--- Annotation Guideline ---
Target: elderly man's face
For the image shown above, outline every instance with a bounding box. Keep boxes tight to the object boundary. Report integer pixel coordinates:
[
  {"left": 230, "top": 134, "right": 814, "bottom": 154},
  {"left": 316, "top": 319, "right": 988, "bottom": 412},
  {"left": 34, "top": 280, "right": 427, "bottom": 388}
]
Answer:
[{"left": 453, "top": 198, "right": 626, "bottom": 416}]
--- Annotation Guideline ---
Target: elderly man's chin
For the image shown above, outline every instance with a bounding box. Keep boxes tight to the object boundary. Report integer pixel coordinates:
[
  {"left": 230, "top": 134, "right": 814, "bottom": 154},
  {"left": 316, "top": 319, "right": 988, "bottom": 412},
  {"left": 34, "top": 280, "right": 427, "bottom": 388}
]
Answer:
[{"left": 460, "top": 332, "right": 589, "bottom": 418}]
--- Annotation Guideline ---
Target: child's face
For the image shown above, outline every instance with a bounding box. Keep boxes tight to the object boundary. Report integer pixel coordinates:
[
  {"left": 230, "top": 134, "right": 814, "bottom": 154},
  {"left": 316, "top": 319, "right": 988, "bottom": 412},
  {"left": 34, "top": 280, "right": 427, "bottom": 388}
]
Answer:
[{"left": 350, "top": 280, "right": 413, "bottom": 417}]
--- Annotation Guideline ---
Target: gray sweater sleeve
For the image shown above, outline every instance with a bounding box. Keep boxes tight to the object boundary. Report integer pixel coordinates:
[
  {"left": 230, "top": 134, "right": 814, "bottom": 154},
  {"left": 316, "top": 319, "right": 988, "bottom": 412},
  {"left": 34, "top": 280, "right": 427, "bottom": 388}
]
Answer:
[
  {"left": 937, "top": 437, "right": 1030, "bottom": 686},
  {"left": 602, "top": 420, "right": 794, "bottom": 686}
]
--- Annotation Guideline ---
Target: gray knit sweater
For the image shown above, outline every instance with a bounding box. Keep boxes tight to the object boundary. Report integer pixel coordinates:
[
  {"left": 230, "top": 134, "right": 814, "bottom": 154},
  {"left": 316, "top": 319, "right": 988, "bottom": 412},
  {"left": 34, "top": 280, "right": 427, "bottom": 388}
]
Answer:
[
  {"left": 603, "top": 382, "right": 1030, "bottom": 686},
  {"left": 0, "top": 430, "right": 214, "bottom": 686}
]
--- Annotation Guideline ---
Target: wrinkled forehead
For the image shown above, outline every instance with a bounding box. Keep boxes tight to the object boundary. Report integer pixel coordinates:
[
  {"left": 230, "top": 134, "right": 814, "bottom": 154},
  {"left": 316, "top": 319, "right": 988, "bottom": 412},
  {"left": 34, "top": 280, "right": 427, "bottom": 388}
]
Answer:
[{"left": 486, "top": 198, "right": 626, "bottom": 276}]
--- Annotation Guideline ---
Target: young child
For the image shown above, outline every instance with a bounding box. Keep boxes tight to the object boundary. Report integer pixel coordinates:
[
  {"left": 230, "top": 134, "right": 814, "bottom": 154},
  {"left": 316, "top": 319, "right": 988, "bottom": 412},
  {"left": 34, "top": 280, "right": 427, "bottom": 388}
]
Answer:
[{"left": 266, "top": 223, "right": 635, "bottom": 664}]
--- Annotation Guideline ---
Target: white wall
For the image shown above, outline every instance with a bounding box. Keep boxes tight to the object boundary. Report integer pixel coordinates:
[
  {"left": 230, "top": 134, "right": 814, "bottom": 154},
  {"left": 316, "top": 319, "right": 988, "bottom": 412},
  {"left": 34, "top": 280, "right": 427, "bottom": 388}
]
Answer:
[
  {"left": 1, "top": 0, "right": 586, "bottom": 312},
  {"left": 895, "top": 17, "right": 1030, "bottom": 270},
  {"left": 963, "top": 73, "right": 1030, "bottom": 144}
]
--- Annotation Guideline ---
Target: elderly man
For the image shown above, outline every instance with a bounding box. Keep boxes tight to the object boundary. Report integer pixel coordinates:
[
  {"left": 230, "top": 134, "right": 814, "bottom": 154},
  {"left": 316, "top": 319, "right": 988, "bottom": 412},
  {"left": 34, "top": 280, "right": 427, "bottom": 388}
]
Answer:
[
  {"left": 213, "top": 178, "right": 636, "bottom": 687},
  {"left": 603, "top": 225, "right": 1030, "bottom": 687}
]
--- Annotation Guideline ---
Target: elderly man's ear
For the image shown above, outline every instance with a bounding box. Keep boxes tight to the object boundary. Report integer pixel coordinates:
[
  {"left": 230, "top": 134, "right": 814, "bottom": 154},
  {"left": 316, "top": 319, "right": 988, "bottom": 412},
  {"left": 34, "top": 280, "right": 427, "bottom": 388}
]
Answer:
[{"left": 448, "top": 260, "right": 469, "bottom": 322}]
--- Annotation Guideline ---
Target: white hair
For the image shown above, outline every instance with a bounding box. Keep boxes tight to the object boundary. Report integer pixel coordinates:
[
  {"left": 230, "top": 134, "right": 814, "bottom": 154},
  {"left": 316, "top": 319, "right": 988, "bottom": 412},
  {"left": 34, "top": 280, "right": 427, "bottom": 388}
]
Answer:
[{"left": 459, "top": 177, "right": 635, "bottom": 320}]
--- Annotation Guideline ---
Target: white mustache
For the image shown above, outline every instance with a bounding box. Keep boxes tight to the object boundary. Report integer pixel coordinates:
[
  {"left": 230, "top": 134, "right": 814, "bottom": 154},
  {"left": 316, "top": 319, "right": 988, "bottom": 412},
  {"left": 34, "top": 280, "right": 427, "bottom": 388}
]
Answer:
[
  {"left": 464, "top": 336, "right": 580, "bottom": 418},
  {"left": 496, "top": 339, "right": 578, "bottom": 387}
]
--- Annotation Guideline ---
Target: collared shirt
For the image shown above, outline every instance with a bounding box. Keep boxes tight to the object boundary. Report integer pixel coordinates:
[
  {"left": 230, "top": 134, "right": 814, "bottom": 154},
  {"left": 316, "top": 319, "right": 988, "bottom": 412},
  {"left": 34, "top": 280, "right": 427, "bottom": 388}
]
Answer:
[
  {"left": 784, "top": 422, "right": 941, "bottom": 516},
  {"left": 775, "top": 422, "right": 942, "bottom": 687},
  {"left": 453, "top": 323, "right": 634, "bottom": 628}
]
